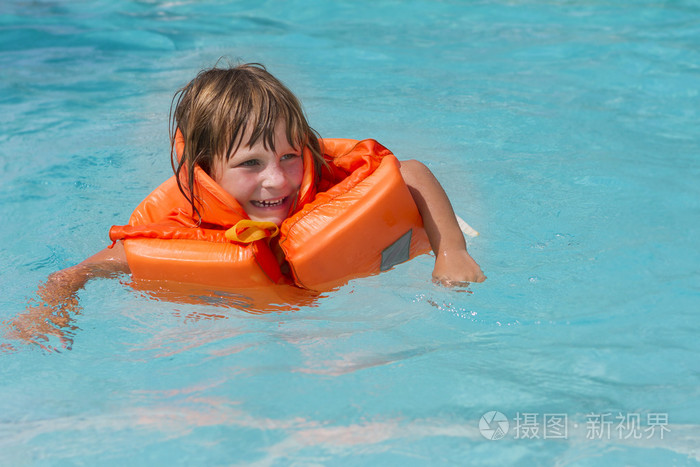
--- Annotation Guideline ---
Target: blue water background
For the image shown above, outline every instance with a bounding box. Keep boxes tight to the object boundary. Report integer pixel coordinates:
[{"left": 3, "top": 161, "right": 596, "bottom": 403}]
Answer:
[{"left": 1, "top": 0, "right": 699, "bottom": 465}]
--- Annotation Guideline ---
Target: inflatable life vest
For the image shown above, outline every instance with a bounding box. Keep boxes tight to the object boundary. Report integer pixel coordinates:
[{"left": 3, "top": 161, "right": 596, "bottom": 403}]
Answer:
[{"left": 109, "top": 138, "right": 431, "bottom": 291}]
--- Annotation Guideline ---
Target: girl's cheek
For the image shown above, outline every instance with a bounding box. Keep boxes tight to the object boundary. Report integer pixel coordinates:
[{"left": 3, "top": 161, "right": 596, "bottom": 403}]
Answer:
[
  {"left": 235, "top": 172, "right": 259, "bottom": 192},
  {"left": 287, "top": 158, "right": 304, "bottom": 185}
]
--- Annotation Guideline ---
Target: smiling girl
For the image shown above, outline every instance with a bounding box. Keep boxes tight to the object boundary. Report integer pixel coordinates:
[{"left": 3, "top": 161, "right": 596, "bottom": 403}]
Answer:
[{"left": 9, "top": 63, "right": 484, "bottom": 346}]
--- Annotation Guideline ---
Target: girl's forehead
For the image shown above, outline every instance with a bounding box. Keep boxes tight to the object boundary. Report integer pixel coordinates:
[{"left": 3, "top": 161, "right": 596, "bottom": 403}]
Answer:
[
  {"left": 247, "top": 119, "right": 299, "bottom": 144},
  {"left": 227, "top": 120, "right": 298, "bottom": 156}
]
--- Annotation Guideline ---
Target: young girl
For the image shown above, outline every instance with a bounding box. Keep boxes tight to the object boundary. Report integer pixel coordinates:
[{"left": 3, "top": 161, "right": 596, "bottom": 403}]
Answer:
[{"left": 9, "top": 63, "right": 484, "bottom": 346}]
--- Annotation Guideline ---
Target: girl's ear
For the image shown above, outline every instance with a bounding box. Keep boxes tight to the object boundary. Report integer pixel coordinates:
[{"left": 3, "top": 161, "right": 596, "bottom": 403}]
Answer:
[{"left": 175, "top": 128, "right": 186, "bottom": 162}]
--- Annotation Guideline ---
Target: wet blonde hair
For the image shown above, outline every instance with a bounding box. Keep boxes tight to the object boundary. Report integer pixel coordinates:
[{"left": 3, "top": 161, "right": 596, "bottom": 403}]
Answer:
[{"left": 170, "top": 63, "right": 323, "bottom": 221}]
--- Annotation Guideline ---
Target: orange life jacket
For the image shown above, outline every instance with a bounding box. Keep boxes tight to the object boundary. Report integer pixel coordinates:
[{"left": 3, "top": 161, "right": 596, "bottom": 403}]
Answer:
[{"left": 109, "top": 138, "right": 431, "bottom": 291}]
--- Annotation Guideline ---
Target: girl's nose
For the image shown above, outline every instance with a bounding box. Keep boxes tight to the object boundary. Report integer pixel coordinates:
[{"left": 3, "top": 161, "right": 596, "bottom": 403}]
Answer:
[{"left": 261, "top": 163, "right": 286, "bottom": 190}]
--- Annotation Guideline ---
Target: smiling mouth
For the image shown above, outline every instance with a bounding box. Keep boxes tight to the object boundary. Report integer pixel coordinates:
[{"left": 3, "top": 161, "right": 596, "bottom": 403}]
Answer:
[{"left": 250, "top": 197, "right": 288, "bottom": 208}]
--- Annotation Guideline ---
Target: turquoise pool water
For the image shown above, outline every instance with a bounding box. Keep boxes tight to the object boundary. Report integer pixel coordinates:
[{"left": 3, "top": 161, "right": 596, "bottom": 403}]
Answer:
[{"left": 1, "top": 0, "right": 699, "bottom": 465}]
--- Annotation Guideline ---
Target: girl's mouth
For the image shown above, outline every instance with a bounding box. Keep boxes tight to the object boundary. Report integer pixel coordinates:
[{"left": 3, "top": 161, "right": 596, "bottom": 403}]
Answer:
[{"left": 250, "top": 196, "right": 288, "bottom": 208}]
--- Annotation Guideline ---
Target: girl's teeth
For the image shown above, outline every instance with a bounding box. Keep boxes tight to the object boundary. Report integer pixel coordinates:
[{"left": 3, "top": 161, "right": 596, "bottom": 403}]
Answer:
[{"left": 254, "top": 198, "right": 285, "bottom": 207}]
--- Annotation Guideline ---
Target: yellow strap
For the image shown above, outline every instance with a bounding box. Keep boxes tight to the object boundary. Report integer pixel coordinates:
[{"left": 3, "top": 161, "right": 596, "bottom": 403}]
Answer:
[{"left": 225, "top": 219, "right": 279, "bottom": 243}]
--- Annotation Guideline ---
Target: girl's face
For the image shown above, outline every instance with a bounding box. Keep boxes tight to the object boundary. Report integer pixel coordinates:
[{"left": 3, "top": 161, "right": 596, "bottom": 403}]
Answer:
[{"left": 211, "top": 120, "right": 304, "bottom": 226}]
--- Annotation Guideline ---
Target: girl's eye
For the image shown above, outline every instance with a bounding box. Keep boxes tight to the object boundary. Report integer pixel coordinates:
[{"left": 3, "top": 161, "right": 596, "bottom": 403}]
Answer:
[
  {"left": 281, "top": 153, "right": 300, "bottom": 161},
  {"left": 238, "top": 159, "right": 260, "bottom": 167}
]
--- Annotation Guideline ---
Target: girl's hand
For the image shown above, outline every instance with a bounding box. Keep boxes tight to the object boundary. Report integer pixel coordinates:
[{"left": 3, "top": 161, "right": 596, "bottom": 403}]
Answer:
[
  {"left": 432, "top": 249, "right": 486, "bottom": 286},
  {"left": 5, "top": 301, "right": 78, "bottom": 351},
  {"left": 4, "top": 242, "right": 129, "bottom": 351}
]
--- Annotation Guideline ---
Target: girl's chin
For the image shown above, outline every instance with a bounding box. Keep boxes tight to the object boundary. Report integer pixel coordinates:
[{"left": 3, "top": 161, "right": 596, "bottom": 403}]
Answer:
[
  {"left": 246, "top": 204, "right": 290, "bottom": 225},
  {"left": 249, "top": 215, "right": 285, "bottom": 226}
]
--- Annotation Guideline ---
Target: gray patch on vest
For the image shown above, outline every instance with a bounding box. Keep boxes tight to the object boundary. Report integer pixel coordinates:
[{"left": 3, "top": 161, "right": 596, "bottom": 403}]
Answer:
[{"left": 381, "top": 229, "right": 412, "bottom": 271}]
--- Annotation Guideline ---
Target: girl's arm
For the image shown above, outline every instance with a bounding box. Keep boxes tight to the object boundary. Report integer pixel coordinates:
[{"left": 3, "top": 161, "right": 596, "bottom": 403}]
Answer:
[
  {"left": 6, "top": 242, "right": 130, "bottom": 349},
  {"left": 399, "top": 160, "right": 486, "bottom": 286}
]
